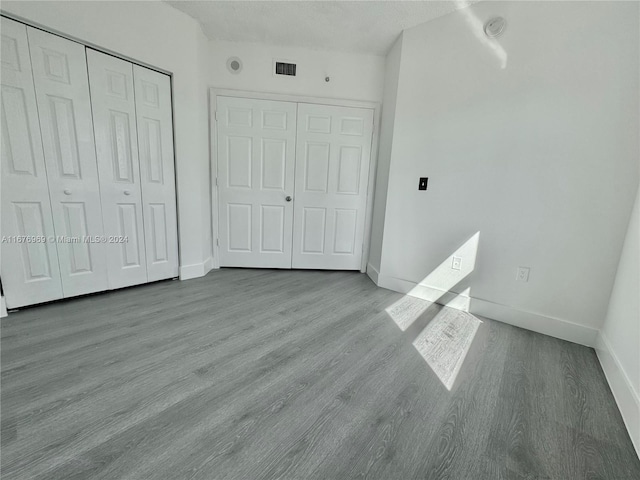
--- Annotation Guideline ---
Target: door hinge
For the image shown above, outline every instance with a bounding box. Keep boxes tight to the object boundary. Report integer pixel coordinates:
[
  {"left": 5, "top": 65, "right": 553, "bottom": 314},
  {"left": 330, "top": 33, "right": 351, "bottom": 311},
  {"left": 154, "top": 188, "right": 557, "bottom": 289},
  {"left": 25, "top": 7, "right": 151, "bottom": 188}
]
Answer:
[
  {"left": 214, "top": 110, "right": 218, "bottom": 121},
  {"left": 215, "top": 177, "right": 218, "bottom": 187},
  {"left": 216, "top": 238, "right": 219, "bottom": 246}
]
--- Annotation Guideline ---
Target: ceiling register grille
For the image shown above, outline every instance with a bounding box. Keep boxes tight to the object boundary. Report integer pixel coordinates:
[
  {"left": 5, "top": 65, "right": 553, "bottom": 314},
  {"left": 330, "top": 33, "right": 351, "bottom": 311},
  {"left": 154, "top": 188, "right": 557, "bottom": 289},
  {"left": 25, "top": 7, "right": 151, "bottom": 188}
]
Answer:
[{"left": 275, "top": 62, "right": 296, "bottom": 76}]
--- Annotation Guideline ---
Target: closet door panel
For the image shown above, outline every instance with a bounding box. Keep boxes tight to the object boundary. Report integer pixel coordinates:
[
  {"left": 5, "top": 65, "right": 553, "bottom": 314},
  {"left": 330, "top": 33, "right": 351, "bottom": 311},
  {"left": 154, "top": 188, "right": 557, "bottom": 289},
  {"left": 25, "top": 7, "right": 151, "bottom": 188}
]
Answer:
[
  {"left": 292, "top": 103, "right": 374, "bottom": 270},
  {"left": 133, "top": 65, "right": 178, "bottom": 281},
  {"left": 216, "top": 96, "right": 297, "bottom": 268},
  {"left": 27, "top": 27, "right": 109, "bottom": 297},
  {"left": 87, "top": 49, "right": 147, "bottom": 289},
  {"left": 0, "top": 17, "right": 63, "bottom": 308}
]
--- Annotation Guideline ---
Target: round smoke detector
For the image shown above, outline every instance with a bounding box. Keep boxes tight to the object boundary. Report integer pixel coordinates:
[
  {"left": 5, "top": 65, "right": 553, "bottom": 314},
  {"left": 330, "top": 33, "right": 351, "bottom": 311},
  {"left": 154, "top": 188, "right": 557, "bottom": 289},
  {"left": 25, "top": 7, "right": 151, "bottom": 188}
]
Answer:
[
  {"left": 484, "top": 17, "right": 506, "bottom": 38},
  {"left": 226, "top": 57, "right": 243, "bottom": 74}
]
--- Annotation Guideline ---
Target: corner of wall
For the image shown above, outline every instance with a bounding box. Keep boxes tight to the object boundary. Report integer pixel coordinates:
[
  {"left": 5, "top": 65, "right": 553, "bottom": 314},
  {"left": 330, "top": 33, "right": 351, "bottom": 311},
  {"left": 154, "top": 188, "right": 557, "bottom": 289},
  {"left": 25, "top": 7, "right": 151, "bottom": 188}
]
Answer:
[
  {"left": 204, "top": 256, "right": 214, "bottom": 274},
  {"left": 596, "top": 186, "right": 640, "bottom": 456},
  {"left": 368, "top": 33, "right": 404, "bottom": 273},
  {"left": 197, "top": 26, "right": 213, "bottom": 269},
  {"left": 596, "top": 331, "right": 640, "bottom": 457},
  {"left": 366, "top": 263, "right": 380, "bottom": 284}
]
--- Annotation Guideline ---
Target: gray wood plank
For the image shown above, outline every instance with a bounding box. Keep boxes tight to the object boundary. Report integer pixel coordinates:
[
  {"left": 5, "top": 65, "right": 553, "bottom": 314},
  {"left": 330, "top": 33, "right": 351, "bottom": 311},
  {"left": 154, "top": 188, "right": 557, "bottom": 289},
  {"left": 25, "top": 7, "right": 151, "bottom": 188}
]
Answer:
[{"left": 1, "top": 268, "right": 639, "bottom": 480}]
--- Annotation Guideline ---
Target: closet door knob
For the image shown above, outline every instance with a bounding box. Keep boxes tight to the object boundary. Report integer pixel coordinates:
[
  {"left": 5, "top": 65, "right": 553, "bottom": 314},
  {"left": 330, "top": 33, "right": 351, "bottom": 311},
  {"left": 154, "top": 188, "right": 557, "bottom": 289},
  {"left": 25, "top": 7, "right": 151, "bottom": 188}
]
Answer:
[
  {"left": 124, "top": 190, "right": 131, "bottom": 196},
  {"left": 285, "top": 196, "right": 292, "bottom": 202},
  {"left": 63, "top": 189, "right": 72, "bottom": 195}
]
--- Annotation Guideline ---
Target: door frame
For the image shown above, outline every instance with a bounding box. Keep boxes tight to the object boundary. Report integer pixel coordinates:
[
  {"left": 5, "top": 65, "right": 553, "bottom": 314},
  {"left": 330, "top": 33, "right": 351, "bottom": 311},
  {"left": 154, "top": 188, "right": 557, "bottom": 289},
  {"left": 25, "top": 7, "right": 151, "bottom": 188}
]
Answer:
[{"left": 209, "top": 88, "right": 381, "bottom": 273}]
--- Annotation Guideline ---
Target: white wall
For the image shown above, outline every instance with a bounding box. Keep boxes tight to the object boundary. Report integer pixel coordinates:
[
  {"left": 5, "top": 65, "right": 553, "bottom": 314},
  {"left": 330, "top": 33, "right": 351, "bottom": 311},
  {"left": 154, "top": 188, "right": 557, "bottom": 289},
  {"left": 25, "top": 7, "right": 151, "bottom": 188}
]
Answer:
[
  {"left": 1, "top": 0, "right": 212, "bottom": 278},
  {"left": 598, "top": 187, "right": 640, "bottom": 454},
  {"left": 368, "top": 34, "right": 403, "bottom": 277},
  {"left": 375, "top": 1, "right": 639, "bottom": 345},
  {"left": 208, "top": 39, "right": 385, "bottom": 102}
]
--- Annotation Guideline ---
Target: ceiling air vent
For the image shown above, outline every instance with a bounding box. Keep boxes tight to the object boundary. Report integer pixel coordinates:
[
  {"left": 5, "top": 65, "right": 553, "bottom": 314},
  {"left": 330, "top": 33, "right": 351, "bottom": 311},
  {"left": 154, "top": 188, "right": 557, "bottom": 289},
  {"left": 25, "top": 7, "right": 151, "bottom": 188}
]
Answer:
[{"left": 275, "top": 61, "right": 296, "bottom": 76}]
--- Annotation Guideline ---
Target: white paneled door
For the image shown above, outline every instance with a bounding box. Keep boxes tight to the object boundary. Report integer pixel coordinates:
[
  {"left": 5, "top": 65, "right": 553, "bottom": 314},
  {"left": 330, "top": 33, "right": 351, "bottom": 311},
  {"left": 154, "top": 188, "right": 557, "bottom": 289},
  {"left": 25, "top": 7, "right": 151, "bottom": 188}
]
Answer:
[
  {"left": 216, "top": 97, "right": 374, "bottom": 271},
  {"left": 28, "top": 28, "right": 109, "bottom": 297},
  {"left": 217, "top": 96, "right": 297, "bottom": 268},
  {"left": 1, "top": 19, "right": 180, "bottom": 309},
  {"left": 292, "top": 103, "right": 374, "bottom": 269},
  {"left": 87, "top": 49, "right": 147, "bottom": 289},
  {"left": 133, "top": 65, "right": 179, "bottom": 281},
  {"left": 0, "top": 18, "right": 63, "bottom": 307}
]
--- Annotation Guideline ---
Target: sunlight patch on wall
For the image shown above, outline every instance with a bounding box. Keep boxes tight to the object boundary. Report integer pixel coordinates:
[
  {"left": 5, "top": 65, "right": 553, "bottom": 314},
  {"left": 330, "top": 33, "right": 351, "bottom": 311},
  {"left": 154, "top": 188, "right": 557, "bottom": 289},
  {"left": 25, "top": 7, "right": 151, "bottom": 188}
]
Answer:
[
  {"left": 385, "top": 232, "right": 479, "bottom": 332},
  {"left": 408, "top": 231, "right": 479, "bottom": 305}
]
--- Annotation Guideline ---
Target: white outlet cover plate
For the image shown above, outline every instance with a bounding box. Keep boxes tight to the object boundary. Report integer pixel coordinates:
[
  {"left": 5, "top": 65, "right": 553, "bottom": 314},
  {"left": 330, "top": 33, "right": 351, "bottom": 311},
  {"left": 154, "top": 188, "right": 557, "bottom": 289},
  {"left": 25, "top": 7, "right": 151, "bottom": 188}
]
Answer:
[
  {"left": 517, "top": 267, "right": 530, "bottom": 282},
  {"left": 452, "top": 257, "right": 462, "bottom": 270}
]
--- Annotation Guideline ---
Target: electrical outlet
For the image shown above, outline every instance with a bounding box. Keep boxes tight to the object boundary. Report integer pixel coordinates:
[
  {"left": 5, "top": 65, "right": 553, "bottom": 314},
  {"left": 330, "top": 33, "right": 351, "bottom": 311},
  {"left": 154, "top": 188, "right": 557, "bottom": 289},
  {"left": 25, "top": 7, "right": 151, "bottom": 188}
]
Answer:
[
  {"left": 452, "top": 256, "right": 462, "bottom": 270},
  {"left": 516, "top": 267, "right": 530, "bottom": 282}
]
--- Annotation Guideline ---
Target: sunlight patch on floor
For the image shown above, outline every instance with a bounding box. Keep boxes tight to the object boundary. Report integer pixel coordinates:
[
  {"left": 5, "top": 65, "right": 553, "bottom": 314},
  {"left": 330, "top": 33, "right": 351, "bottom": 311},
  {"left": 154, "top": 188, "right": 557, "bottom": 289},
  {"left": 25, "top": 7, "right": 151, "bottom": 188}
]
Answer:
[
  {"left": 383, "top": 232, "right": 484, "bottom": 389},
  {"left": 385, "top": 295, "right": 433, "bottom": 331},
  {"left": 412, "top": 309, "right": 482, "bottom": 390}
]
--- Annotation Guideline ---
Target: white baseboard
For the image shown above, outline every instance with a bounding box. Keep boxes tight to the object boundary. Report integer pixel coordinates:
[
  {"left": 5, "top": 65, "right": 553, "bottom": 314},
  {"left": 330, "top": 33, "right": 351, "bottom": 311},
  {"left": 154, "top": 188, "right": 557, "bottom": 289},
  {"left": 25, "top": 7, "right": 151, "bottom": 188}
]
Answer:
[
  {"left": 1, "top": 296, "right": 7, "bottom": 318},
  {"left": 179, "top": 263, "right": 202, "bottom": 280},
  {"left": 596, "top": 332, "right": 640, "bottom": 457},
  {"left": 469, "top": 297, "right": 598, "bottom": 347},
  {"left": 204, "top": 256, "right": 214, "bottom": 274},
  {"left": 376, "top": 272, "right": 471, "bottom": 312},
  {"left": 375, "top": 272, "right": 598, "bottom": 347},
  {"left": 180, "top": 256, "right": 215, "bottom": 281},
  {"left": 376, "top": 271, "right": 413, "bottom": 294},
  {"left": 366, "top": 263, "right": 379, "bottom": 284}
]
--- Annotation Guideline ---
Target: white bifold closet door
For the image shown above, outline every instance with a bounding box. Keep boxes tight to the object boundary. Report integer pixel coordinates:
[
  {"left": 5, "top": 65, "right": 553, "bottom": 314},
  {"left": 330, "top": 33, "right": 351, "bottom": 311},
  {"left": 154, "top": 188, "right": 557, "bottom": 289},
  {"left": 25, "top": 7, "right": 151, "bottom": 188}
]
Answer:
[
  {"left": 217, "top": 96, "right": 297, "bottom": 268},
  {"left": 292, "top": 103, "right": 374, "bottom": 270},
  {"left": 1, "top": 22, "right": 178, "bottom": 308},
  {"left": 133, "top": 65, "right": 179, "bottom": 281},
  {"left": 87, "top": 49, "right": 148, "bottom": 289},
  {"left": 27, "top": 27, "right": 109, "bottom": 297},
  {"left": 0, "top": 18, "right": 63, "bottom": 307}
]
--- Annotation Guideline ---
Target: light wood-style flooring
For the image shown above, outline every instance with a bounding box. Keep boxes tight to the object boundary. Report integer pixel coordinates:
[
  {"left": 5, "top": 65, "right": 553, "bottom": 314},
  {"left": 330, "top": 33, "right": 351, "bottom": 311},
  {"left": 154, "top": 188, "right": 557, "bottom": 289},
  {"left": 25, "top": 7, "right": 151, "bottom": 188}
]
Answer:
[{"left": 2, "top": 269, "right": 639, "bottom": 479}]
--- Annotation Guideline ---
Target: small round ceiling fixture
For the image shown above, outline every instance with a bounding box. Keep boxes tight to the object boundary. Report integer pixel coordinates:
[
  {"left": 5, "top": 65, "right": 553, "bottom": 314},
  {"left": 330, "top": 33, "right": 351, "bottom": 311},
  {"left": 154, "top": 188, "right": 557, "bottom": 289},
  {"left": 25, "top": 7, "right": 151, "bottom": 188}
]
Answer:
[
  {"left": 226, "top": 57, "right": 243, "bottom": 74},
  {"left": 484, "top": 17, "right": 506, "bottom": 38}
]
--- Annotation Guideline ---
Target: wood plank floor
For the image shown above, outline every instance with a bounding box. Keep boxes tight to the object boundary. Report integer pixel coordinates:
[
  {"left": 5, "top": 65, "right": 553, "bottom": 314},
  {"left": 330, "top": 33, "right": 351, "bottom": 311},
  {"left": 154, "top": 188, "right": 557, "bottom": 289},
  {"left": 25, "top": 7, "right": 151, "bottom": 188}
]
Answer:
[{"left": 1, "top": 269, "right": 639, "bottom": 479}]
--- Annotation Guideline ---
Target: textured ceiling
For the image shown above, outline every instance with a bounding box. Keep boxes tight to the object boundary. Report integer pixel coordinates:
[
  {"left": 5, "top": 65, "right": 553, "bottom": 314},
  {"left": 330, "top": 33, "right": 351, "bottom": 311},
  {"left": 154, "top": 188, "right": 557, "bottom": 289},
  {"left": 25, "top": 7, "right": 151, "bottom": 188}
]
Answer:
[{"left": 165, "top": 1, "right": 478, "bottom": 55}]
